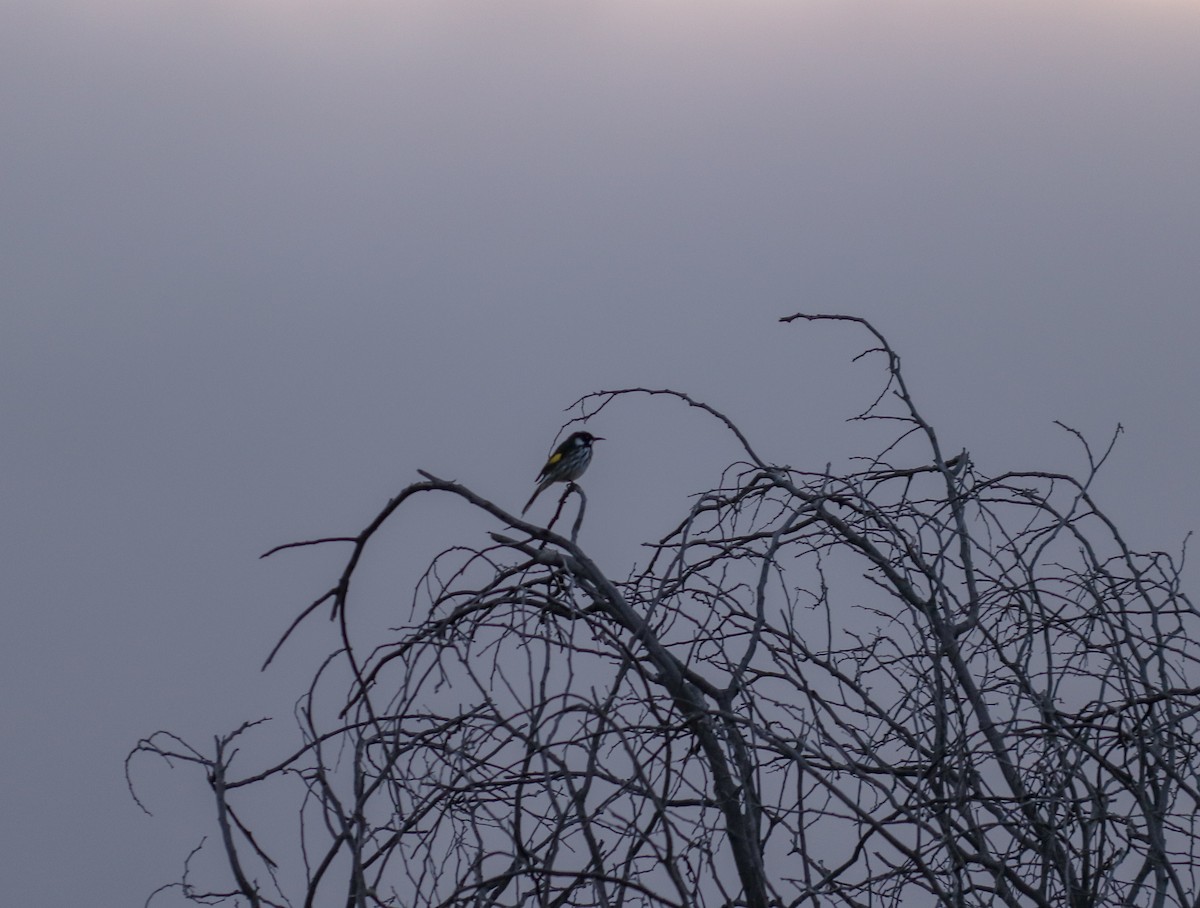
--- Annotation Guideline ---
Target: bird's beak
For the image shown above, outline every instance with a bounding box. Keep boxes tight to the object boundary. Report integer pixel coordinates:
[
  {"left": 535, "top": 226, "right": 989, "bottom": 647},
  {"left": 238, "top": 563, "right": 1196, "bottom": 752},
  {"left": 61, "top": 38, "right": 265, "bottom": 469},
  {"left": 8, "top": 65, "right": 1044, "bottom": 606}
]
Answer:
[{"left": 593, "top": 436, "right": 606, "bottom": 441}]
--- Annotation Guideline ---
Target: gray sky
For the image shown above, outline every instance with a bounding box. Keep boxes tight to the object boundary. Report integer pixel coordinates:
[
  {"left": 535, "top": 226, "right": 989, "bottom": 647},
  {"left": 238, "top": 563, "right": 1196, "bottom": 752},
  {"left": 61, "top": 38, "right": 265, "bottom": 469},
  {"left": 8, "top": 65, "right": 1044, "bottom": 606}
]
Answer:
[{"left": 3, "top": 1, "right": 1198, "bottom": 903}]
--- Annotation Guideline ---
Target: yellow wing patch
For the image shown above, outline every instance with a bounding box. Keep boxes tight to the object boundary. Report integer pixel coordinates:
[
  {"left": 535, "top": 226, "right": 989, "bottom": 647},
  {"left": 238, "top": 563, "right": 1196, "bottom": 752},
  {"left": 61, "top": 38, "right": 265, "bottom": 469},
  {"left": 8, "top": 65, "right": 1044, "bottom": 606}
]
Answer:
[{"left": 546, "top": 452, "right": 564, "bottom": 466}]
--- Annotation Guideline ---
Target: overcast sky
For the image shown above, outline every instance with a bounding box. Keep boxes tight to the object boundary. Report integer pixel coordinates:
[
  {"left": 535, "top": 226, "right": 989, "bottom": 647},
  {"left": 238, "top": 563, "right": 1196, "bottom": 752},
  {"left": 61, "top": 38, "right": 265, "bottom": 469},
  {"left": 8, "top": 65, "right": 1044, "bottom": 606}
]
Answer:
[{"left": 3, "top": 1, "right": 1199, "bottom": 903}]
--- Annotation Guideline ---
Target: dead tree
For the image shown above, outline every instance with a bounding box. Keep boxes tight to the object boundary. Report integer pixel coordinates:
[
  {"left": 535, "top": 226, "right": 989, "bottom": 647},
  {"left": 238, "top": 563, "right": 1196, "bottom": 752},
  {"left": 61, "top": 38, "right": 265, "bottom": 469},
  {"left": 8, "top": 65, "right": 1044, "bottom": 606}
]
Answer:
[{"left": 130, "top": 314, "right": 1200, "bottom": 908}]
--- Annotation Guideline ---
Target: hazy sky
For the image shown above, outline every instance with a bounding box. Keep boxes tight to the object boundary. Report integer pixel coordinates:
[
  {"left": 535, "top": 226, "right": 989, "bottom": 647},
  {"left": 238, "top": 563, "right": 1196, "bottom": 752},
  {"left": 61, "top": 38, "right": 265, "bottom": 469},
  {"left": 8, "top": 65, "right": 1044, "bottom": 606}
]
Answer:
[{"left": 3, "top": 2, "right": 1198, "bottom": 903}]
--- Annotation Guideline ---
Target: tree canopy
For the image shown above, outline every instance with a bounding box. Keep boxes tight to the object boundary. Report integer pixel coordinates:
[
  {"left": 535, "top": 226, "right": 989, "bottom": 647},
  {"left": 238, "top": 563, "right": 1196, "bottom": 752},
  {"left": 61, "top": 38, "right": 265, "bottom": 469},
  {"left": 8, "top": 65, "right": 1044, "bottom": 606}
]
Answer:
[{"left": 131, "top": 315, "right": 1199, "bottom": 908}]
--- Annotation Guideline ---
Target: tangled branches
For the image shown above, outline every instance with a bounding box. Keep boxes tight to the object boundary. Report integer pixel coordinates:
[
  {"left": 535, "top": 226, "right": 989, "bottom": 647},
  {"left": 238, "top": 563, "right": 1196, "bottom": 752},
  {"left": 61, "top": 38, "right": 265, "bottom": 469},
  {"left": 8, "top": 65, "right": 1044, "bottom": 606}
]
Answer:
[{"left": 131, "top": 315, "right": 1199, "bottom": 908}]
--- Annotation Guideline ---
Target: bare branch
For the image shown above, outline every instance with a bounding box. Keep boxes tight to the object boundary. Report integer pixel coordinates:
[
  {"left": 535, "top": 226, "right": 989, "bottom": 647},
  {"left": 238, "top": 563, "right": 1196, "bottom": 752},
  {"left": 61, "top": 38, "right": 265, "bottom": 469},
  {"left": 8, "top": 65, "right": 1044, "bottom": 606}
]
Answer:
[{"left": 134, "top": 316, "right": 1200, "bottom": 908}]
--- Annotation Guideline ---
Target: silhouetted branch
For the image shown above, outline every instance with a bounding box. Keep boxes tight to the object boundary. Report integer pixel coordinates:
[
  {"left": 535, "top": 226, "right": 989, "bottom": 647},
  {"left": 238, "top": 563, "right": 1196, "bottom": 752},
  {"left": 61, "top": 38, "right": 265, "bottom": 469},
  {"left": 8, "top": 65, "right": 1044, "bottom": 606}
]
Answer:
[{"left": 134, "top": 316, "right": 1200, "bottom": 908}]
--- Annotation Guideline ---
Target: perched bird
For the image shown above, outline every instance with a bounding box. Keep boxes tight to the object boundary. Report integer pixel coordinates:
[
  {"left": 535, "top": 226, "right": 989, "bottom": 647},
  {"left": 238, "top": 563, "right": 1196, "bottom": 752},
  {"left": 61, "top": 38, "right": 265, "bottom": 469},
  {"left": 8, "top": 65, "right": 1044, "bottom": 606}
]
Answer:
[{"left": 522, "top": 431, "right": 604, "bottom": 515}]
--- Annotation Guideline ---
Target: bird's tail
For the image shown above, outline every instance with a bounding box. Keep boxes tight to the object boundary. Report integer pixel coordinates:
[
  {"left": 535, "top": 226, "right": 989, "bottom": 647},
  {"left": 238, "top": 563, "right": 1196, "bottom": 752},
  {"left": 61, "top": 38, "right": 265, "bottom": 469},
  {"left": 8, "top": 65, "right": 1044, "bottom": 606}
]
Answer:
[{"left": 521, "top": 479, "right": 552, "bottom": 515}]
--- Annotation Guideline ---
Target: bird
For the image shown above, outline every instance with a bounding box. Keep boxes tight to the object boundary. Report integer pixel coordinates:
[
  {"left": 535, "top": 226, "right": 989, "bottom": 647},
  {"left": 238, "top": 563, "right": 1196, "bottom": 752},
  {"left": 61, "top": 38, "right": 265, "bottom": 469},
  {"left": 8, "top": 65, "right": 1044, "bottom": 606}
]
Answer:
[{"left": 522, "top": 431, "right": 604, "bottom": 515}]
